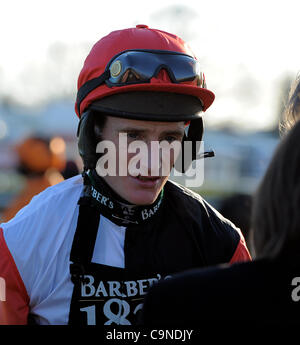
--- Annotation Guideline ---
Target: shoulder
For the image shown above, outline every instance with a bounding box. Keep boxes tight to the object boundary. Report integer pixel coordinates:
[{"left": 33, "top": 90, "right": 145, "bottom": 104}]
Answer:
[
  {"left": 165, "top": 180, "right": 234, "bottom": 223},
  {"left": 1, "top": 175, "right": 83, "bottom": 230},
  {"left": 1, "top": 174, "right": 84, "bottom": 252},
  {"left": 164, "top": 179, "right": 205, "bottom": 203},
  {"left": 164, "top": 180, "right": 219, "bottom": 218},
  {"left": 147, "top": 259, "right": 258, "bottom": 296},
  {"left": 142, "top": 260, "right": 266, "bottom": 326},
  {"left": 0, "top": 175, "right": 84, "bottom": 301},
  {"left": 164, "top": 180, "right": 246, "bottom": 264}
]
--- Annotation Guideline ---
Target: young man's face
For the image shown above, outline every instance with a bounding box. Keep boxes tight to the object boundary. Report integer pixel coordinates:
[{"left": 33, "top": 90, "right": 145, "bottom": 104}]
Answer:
[{"left": 97, "top": 116, "right": 185, "bottom": 205}]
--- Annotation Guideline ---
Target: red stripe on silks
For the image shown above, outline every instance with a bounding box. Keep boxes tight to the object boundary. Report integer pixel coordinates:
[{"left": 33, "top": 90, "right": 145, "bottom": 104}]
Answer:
[
  {"left": 230, "top": 237, "right": 252, "bottom": 264},
  {"left": 0, "top": 227, "right": 30, "bottom": 325}
]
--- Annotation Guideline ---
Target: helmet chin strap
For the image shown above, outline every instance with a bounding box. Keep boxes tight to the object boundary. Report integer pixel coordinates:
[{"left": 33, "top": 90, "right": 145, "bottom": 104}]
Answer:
[{"left": 77, "top": 111, "right": 98, "bottom": 171}]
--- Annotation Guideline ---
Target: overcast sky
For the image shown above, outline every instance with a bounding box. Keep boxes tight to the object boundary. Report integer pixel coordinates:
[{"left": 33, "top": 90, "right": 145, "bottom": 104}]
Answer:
[{"left": 0, "top": 0, "right": 299, "bottom": 131}]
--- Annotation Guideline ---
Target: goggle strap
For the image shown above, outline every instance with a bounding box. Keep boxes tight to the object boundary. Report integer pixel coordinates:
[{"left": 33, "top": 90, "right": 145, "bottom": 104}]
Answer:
[{"left": 77, "top": 70, "right": 110, "bottom": 115}]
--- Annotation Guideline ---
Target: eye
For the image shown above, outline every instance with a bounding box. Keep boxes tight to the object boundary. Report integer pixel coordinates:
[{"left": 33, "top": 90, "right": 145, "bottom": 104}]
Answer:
[
  {"left": 161, "top": 136, "right": 179, "bottom": 143},
  {"left": 127, "top": 132, "right": 140, "bottom": 140}
]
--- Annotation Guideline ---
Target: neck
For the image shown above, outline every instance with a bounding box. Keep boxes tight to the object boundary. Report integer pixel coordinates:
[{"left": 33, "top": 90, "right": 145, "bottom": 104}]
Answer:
[
  {"left": 89, "top": 169, "right": 133, "bottom": 205},
  {"left": 80, "top": 170, "right": 164, "bottom": 226}
]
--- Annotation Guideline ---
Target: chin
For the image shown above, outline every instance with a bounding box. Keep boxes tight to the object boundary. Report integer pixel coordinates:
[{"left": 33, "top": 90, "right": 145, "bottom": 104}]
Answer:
[{"left": 104, "top": 175, "right": 165, "bottom": 205}]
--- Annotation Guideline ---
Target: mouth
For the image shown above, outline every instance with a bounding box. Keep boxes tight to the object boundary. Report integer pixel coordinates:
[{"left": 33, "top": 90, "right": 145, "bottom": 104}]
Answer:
[
  {"left": 137, "top": 175, "right": 160, "bottom": 181},
  {"left": 130, "top": 175, "right": 161, "bottom": 187}
]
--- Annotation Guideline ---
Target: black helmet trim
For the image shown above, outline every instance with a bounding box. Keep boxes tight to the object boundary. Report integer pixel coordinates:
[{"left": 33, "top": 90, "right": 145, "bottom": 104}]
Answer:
[{"left": 88, "top": 91, "right": 203, "bottom": 122}]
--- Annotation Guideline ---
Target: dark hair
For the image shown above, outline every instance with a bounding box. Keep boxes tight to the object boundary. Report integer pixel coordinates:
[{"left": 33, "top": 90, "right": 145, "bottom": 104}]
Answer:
[
  {"left": 251, "top": 121, "right": 300, "bottom": 260},
  {"left": 280, "top": 74, "right": 300, "bottom": 135}
]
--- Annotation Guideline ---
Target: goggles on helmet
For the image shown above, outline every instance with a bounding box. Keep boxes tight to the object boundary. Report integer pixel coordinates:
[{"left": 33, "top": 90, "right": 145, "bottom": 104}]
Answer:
[
  {"left": 106, "top": 49, "right": 205, "bottom": 86},
  {"left": 76, "top": 49, "right": 206, "bottom": 115}
]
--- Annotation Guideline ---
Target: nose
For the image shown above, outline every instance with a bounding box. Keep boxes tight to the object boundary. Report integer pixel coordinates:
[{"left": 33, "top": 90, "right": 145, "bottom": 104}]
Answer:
[
  {"left": 127, "top": 139, "right": 177, "bottom": 177},
  {"left": 148, "top": 141, "right": 161, "bottom": 177},
  {"left": 144, "top": 141, "right": 177, "bottom": 177},
  {"left": 134, "top": 141, "right": 161, "bottom": 177}
]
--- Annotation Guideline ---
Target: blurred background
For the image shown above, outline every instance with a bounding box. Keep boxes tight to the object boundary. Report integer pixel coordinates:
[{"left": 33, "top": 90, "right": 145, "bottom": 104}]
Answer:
[{"left": 0, "top": 0, "right": 299, "bottom": 238}]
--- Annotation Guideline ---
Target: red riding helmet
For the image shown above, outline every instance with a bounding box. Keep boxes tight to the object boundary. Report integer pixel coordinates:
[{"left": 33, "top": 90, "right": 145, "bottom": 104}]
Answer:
[{"left": 75, "top": 24, "right": 215, "bottom": 119}]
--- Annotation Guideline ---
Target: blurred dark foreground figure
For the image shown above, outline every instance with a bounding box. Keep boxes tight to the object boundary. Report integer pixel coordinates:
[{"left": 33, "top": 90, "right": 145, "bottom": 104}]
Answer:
[
  {"left": 141, "top": 121, "right": 300, "bottom": 330},
  {"left": 218, "top": 193, "right": 252, "bottom": 244}
]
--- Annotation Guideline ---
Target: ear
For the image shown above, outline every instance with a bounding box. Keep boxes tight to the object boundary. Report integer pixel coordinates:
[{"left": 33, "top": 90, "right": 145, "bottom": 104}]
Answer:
[
  {"left": 174, "top": 118, "right": 204, "bottom": 173},
  {"left": 77, "top": 110, "right": 98, "bottom": 170}
]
